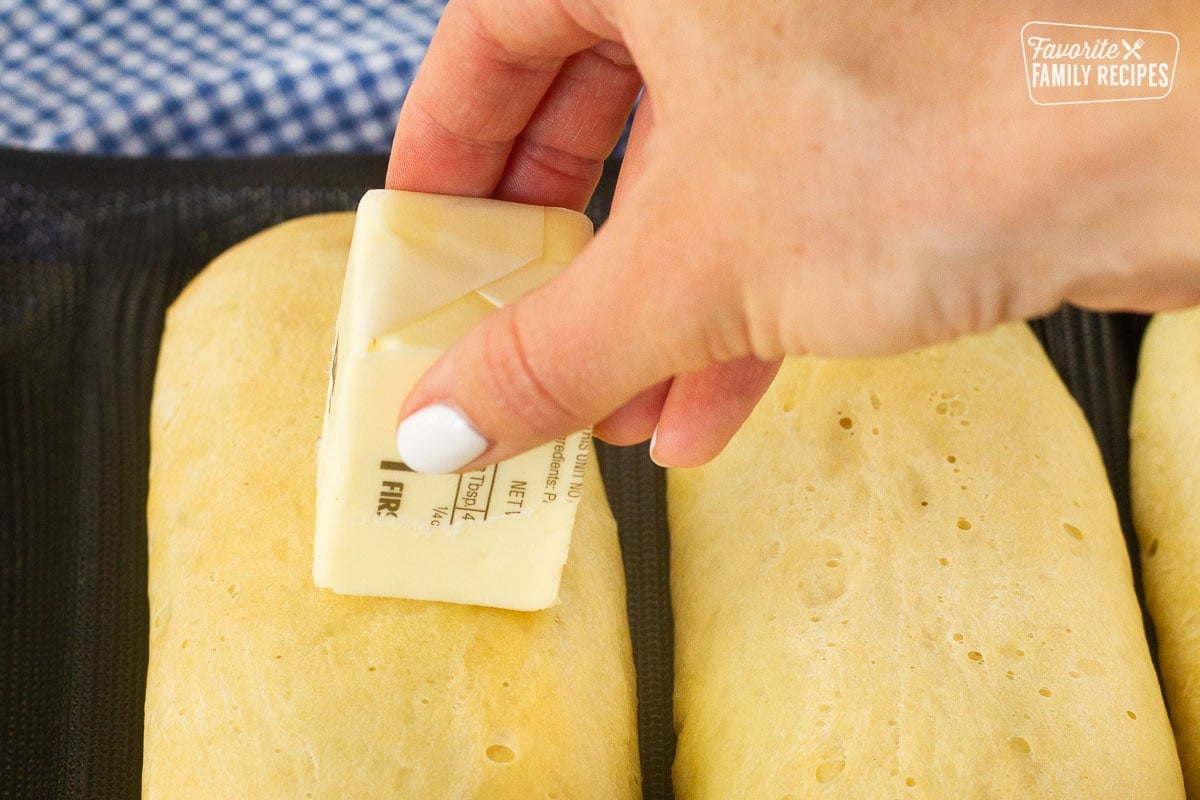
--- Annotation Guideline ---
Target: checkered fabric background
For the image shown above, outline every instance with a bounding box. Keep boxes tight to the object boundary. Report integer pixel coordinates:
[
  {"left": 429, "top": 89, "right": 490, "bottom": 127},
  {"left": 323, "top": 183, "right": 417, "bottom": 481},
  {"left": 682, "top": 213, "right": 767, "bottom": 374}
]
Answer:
[{"left": 0, "top": 0, "right": 446, "bottom": 156}]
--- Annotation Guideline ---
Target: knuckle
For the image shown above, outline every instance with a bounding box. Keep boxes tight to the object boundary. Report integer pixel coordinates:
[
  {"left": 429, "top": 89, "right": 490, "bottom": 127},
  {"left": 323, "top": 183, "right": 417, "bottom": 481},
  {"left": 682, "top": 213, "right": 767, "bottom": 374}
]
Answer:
[{"left": 519, "top": 139, "right": 604, "bottom": 186}]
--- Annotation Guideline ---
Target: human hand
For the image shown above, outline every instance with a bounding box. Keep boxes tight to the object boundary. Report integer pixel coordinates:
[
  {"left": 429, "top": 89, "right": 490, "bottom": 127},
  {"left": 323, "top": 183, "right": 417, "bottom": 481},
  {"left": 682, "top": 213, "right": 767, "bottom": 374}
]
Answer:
[{"left": 387, "top": 0, "right": 1200, "bottom": 472}]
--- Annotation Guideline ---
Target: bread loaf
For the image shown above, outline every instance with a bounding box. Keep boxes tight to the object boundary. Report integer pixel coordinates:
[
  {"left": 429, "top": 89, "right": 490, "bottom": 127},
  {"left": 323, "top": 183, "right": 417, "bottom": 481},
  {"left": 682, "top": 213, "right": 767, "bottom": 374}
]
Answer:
[
  {"left": 142, "top": 214, "right": 640, "bottom": 798},
  {"left": 1131, "top": 307, "right": 1200, "bottom": 795},
  {"left": 669, "top": 323, "right": 1182, "bottom": 797}
]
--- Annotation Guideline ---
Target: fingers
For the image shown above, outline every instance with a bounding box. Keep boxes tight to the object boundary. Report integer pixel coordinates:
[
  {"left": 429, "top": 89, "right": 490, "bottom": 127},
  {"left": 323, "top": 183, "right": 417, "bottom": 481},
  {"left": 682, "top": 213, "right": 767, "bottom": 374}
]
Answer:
[
  {"left": 593, "top": 380, "right": 672, "bottom": 446},
  {"left": 610, "top": 90, "right": 654, "bottom": 205},
  {"left": 386, "top": 0, "right": 638, "bottom": 208},
  {"left": 648, "top": 357, "right": 781, "bottom": 468},
  {"left": 394, "top": 168, "right": 746, "bottom": 472},
  {"left": 385, "top": 0, "right": 598, "bottom": 195},
  {"left": 591, "top": 119, "right": 774, "bottom": 463},
  {"left": 492, "top": 40, "right": 643, "bottom": 209},
  {"left": 590, "top": 355, "right": 781, "bottom": 467},
  {"left": 563, "top": 93, "right": 664, "bottom": 449}
]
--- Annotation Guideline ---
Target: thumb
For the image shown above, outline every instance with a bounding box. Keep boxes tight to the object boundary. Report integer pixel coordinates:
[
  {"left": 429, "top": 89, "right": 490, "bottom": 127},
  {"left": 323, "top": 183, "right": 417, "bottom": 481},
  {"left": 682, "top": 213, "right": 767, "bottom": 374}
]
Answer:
[{"left": 394, "top": 170, "right": 742, "bottom": 472}]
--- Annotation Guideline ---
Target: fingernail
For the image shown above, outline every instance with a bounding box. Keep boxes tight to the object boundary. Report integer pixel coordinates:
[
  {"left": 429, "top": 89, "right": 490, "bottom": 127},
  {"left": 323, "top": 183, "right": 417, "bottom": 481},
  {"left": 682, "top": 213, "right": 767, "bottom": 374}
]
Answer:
[
  {"left": 396, "top": 404, "right": 488, "bottom": 473},
  {"left": 648, "top": 425, "right": 670, "bottom": 468}
]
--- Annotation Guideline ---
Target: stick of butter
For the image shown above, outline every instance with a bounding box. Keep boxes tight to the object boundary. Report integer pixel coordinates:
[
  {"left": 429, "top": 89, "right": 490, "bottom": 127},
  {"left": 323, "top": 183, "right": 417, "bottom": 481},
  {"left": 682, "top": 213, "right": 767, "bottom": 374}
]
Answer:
[{"left": 313, "top": 190, "right": 594, "bottom": 611}]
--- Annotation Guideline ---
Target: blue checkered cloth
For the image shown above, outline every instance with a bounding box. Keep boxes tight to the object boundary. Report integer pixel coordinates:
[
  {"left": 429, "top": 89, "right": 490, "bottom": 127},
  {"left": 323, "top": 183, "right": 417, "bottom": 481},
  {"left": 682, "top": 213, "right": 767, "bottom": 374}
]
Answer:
[{"left": 0, "top": 0, "right": 445, "bottom": 156}]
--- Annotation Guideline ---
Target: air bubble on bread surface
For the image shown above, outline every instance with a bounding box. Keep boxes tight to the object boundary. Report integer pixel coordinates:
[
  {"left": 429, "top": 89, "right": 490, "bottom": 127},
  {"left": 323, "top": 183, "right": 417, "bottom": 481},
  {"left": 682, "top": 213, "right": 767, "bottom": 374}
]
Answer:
[
  {"left": 485, "top": 729, "right": 519, "bottom": 764},
  {"left": 814, "top": 758, "right": 846, "bottom": 783},
  {"left": 485, "top": 744, "right": 516, "bottom": 764}
]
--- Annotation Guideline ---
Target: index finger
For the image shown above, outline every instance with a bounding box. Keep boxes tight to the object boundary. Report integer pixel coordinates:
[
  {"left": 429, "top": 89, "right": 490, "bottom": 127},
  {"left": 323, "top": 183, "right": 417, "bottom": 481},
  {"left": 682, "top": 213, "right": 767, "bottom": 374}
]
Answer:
[{"left": 385, "top": 0, "right": 601, "bottom": 198}]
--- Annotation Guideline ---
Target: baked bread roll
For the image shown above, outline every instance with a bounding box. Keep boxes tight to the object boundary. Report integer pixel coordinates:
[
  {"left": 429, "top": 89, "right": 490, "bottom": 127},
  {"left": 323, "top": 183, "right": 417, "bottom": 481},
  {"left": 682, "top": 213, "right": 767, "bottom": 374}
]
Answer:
[
  {"left": 142, "top": 214, "right": 640, "bottom": 798},
  {"left": 1131, "top": 307, "right": 1200, "bottom": 794},
  {"left": 669, "top": 323, "right": 1182, "bottom": 797}
]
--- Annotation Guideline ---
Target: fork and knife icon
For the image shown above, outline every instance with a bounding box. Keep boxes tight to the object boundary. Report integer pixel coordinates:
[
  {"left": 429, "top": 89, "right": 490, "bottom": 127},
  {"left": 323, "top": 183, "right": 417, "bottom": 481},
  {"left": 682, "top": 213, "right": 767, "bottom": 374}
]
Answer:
[{"left": 1122, "top": 37, "right": 1146, "bottom": 60}]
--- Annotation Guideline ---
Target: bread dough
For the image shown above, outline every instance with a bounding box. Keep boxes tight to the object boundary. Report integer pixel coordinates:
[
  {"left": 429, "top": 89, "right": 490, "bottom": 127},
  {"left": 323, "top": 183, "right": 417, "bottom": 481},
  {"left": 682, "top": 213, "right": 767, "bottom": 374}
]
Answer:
[
  {"left": 1131, "top": 306, "right": 1200, "bottom": 795},
  {"left": 670, "top": 322, "right": 1182, "bottom": 798},
  {"left": 142, "top": 214, "right": 640, "bottom": 799}
]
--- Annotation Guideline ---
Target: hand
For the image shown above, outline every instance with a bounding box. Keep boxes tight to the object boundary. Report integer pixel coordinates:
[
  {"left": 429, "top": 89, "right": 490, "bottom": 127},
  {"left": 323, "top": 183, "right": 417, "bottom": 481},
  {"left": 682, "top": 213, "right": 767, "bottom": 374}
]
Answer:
[{"left": 387, "top": 0, "right": 1200, "bottom": 471}]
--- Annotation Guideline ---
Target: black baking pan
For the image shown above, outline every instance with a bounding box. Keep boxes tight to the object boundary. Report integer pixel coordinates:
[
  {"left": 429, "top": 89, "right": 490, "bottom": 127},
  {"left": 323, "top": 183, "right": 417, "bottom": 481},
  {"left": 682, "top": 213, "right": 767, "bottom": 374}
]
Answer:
[{"left": 0, "top": 147, "right": 1150, "bottom": 799}]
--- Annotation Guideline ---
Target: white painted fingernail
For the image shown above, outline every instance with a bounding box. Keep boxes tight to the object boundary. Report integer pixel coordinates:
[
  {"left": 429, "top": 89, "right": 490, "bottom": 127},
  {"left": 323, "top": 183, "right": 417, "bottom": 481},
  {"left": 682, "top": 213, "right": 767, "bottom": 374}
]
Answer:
[
  {"left": 648, "top": 425, "right": 669, "bottom": 468},
  {"left": 396, "top": 404, "right": 488, "bottom": 473}
]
